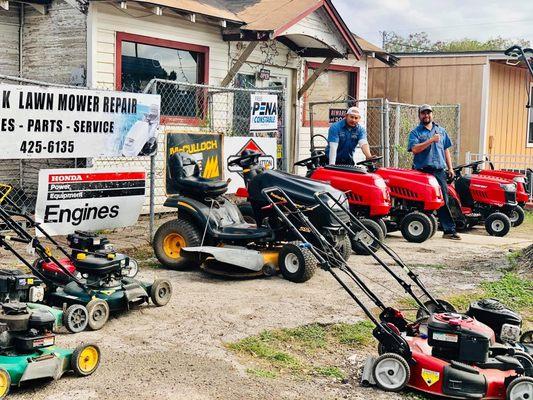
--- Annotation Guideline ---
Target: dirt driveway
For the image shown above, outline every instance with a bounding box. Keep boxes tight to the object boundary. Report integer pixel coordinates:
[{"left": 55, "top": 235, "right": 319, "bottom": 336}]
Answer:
[{"left": 5, "top": 219, "right": 533, "bottom": 400}]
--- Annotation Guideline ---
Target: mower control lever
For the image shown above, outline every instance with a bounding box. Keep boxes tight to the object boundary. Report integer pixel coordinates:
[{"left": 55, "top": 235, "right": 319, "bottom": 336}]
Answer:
[{"left": 261, "top": 201, "right": 287, "bottom": 210}]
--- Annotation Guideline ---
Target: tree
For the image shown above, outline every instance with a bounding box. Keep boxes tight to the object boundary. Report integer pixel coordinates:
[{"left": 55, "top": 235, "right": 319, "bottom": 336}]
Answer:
[{"left": 383, "top": 32, "right": 531, "bottom": 53}]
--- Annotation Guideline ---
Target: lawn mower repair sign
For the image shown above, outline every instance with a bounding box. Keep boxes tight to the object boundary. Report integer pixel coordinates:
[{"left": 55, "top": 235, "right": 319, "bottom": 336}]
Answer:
[
  {"left": 224, "top": 137, "right": 276, "bottom": 193},
  {"left": 35, "top": 168, "right": 146, "bottom": 236},
  {"left": 250, "top": 94, "right": 277, "bottom": 131},
  {"left": 0, "top": 83, "right": 160, "bottom": 159},
  {"left": 165, "top": 132, "right": 223, "bottom": 194}
]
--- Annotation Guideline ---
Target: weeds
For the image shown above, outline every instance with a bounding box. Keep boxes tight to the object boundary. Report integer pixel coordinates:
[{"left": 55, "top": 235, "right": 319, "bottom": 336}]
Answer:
[{"left": 314, "top": 366, "right": 346, "bottom": 379}]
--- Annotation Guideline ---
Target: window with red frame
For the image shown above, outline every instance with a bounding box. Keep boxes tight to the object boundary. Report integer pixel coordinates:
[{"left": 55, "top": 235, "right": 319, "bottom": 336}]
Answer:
[
  {"left": 304, "top": 63, "right": 359, "bottom": 127},
  {"left": 116, "top": 33, "right": 208, "bottom": 119}
]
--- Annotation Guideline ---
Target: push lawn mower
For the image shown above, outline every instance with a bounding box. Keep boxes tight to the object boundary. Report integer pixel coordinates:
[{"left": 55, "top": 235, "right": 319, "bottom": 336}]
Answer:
[
  {"left": 447, "top": 161, "right": 519, "bottom": 236},
  {"left": 261, "top": 187, "right": 533, "bottom": 399},
  {"left": 0, "top": 301, "right": 100, "bottom": 398},
  {"left": 153, "top": 152, "right": 351, "bottom": 282},
  {"left": 0, "top": 185, "right": 172, "bottom": 332},
  {"left": 293, "top": 150, "right": 390, "bottom": 255}
]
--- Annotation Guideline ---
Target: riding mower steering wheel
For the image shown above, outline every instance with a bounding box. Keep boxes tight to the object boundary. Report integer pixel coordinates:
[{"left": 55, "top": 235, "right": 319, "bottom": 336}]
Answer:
[
  {"left": 310, "top": 134, "right": 328, "bottom": 153},
  {"left": 356, "top": 156, "right": 383, "bottom": 172},
  {"left": 228, "top": 150, "right": 262, "bottom": 169},
  {"left": 294, "top": 151, "right": 326, "bottom": 170}
]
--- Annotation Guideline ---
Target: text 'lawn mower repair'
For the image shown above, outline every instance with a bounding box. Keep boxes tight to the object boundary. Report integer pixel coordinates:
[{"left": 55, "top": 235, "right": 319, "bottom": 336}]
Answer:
[
  {"left": 35, "top": 168, "right": 146, "bottom": 236},
  {"left": 0, "top": 83, "right": 160, "bottom": 158}
]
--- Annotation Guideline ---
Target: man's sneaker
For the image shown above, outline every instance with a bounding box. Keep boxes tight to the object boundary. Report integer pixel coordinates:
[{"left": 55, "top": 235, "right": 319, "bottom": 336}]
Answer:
[{"left": 443, "top": 233, "right": 461, "bottom": 240}]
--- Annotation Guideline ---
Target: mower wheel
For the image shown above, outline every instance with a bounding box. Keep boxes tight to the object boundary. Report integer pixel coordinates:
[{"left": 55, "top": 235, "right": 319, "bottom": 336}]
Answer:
[
  {"left": 336, "top": 234, "right": 352, "bottom": 260},
  {"left": 372, "top": 353, "right": 410, "bottom": 392},
  {"left": 416, "top": 299, "right": 457, "bottom": 320},
  {"left": 506, "top": 376, "right": 533, "bottom": 400},
  {"left": 153, "top": 219, "right": 201, "bottom": 269},
  {"left": 351, "top": 219, "right": 384, "bottom": 256},
  {"left": 428, "top": 214, "right": 438, "bottom": 238},
  {"left": 514, "top": 350, "right": 533, "bottom": 377},
  {"left": 279, "top": 242, "right": 317, "bottom": 283},
  {"left": 63, "top": 304, "right": 89, "bottom": 333},
  {"left": 485, "top": 212, "right": 511, "bottom": 237},
  {"left": 0, "top": 367, "right": 10, "bottom": 399},
  {"left": 375, "top": 218, "right": 388, "bottom": 237},
  {"left": 150, "top": 279, "right": 173, "bottom": 307},
  {"left": 400, "top": 212, "right": 433, "bottom": 243},
  {"left": 71, "top": 344, "right": 101, "bottom": 377},
  {"left": 86, "top": 299, "right": 110, "bottom": 331},
  {"left": 122, "top": 257, "right": 139, "bottom": 278},
  {"left": 237, "top": 202, "right": 257, "bottom": 226},
  {"left": 509, "top": 206, "right": 525, "bottom": 227}
]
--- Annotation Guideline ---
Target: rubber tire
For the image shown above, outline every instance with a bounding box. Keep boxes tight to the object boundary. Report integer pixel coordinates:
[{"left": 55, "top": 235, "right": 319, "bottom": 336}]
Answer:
[
  {"left": 153, "top": 219, "right": 201, "bottom": 269},
  {"left": 0, "top": 367, "right": 11, "bottom": 399},
  {"left": 86, "top": 299, "right": 110, "bottom": 331},
  {"left": 351, "top": 218, "right": 384, "bottom": 256},
  {"left": 514, "top": 350, "right": 533, "bottom": 377},
  {"left": 150, "top": 279, "right": 173, "bottom": 307},
  {"left": 485, "top": 212, "right": 511, "bottom": 237},
  {"left": 400, "top": 212, "right": 433, "bottom": 243},
  {"left": 416, "top": 299, "right": 457, "bottom": 320},
  {"left": 428, "top": 214, "right": 438, "bottom": 238},
  {"left": 375, "top": 218, "right": 388, "bottom": 237},
  {"left": 372, "top": 353, "right": 410, "bottom": 392},
  {"left": 509, "top": 206, "right": 525, "bottom": 227},
  {"left": 63, "top": 304, "right": 89, "bottom": 333},
  {"left": 237, "top": 202, "right": 257, "bottom": 225},
  {"left": 336, "top": 234, "right": 352, "bottom": 260},
  {"left": 278, "top": 242, "right": 317, "bottom": 283},
  {"left": 506, "top": 376, "right": 533, "bottom": 400},
  {"left": 71, "top": 344, "right": 101, "bottom": 377}
]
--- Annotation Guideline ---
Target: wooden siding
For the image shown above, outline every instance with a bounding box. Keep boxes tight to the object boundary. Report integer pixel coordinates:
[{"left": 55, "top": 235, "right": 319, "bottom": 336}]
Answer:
[
  {"left": 487, "top": 61, "right": 533, "bottom": 157},
  {"left": 368, "top": 56, "right": 487, "bottom": 161},
  {"left": 0, "top": 3, "right": 20, "bottom": 76}
]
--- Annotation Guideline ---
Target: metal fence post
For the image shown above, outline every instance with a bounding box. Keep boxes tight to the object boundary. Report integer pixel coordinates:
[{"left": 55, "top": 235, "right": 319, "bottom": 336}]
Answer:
[
  {"left": 149, "top": 154, "right": 156, "bottom": 243},
  {"left": 456, "top": 104, "right": 461, "bottom": 163},
  {"left": 383, "top": 99, "right": 390, "bottom": 167},
  {"left": 393, "top": 104, "right": 400, "bottom": 167},
  {"left": 465, "top": 151, "right": 471, "bottom": 165}
]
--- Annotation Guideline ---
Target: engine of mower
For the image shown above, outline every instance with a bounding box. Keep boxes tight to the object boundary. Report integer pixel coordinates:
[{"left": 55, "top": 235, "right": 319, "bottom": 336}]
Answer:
[
  {"left": 0, "top": 269, "right": 44, "bottom": 304},
  {"left": 467, "top": 299, "right": 522, "bottom": 344},
  {"left": 0, "top": 302, "right": 55, "bottom": 353}
]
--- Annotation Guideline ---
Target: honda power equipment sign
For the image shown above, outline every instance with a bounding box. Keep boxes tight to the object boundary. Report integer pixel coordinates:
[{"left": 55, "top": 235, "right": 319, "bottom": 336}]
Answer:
[
  {"left": 0, "top": 83, "right": 160, "bottom": 159},
  {"left": 35, "top": 168, "right": 146, "bottom": 236},
  {"left": 165, "top": 132, "right": 223, "bottom": 195},
  {"left": 250, "top": 93, "right": 278, "bottom": 131},
  {"left": 225, "top": 137, "right": 276, "bottom": 193}
]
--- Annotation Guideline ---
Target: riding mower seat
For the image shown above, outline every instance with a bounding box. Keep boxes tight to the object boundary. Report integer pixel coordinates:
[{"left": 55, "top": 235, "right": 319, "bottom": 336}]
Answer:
[
  {"left": 167, "top": 152, "right": 228, "bottom": 198},
  {"left": 73, "top": 253, "right": 125, "bottom": 276},
  {"left": 324, "top": 164, "right": 368, "bottom": 174},
  {"left": 216, "top": 223, "right": 273, "bottom": 240}
]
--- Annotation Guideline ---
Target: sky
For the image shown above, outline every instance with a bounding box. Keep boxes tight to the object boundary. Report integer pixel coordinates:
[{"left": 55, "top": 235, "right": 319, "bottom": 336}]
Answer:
[{"left": 332, "top": 0, "right": 533, "bottom": 48}]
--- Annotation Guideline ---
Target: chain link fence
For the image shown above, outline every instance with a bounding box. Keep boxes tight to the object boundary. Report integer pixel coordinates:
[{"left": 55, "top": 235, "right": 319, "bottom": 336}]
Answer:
[{"left": 308, "top": 99, "right": 460, "bottom": 168}]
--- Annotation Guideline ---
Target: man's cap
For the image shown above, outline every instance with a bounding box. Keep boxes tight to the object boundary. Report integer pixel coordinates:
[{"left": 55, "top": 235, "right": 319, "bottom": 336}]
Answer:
[
  {"left": 346, "top": 106, "right": 361, "bottom": 116},
  {"left": 419, "top": 104, "right": 433, "bottom": 113}
]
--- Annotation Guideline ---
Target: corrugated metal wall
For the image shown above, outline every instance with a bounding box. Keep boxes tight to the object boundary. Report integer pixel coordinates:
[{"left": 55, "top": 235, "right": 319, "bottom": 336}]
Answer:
[
  {"left": 368, "top": 56, "right": 487, "bottom": 162},
  {"left": 487, "top": 61, "right": 533, "bottom": 157}
]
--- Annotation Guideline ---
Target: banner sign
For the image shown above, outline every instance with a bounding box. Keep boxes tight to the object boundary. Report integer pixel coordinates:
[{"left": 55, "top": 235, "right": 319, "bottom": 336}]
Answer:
[
  {"left": 225, "top": 137, "right": 276, "bottom": 194},
  {"left": 0, "top": 83, "right": 160, "bottom": 159},
  {"left": 35, "top": 168, "right": 146, "bottom": 236},
  {"left": 250, "top": 93, "right": 278, "bottom": 131},
  {"left": 165, "top": 132, "right": 223, "bottom": 195},
  {"left": 329, "top": 108, "right": 347, "bottom": 123}
]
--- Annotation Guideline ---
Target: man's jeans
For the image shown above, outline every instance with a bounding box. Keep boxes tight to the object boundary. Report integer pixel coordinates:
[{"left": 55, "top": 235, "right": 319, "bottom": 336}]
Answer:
[{"left": 419, "top": 168, "right": 456, "bottom": 234}]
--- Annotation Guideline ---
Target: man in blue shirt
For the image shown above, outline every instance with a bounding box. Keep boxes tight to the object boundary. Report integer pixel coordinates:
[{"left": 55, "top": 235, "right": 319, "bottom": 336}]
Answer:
[
  {"left": 326, "top": 107, "right": 373, "bottom": 165},
  {"left": 408, "top": 104, "right": 460, "bottom": 240}
]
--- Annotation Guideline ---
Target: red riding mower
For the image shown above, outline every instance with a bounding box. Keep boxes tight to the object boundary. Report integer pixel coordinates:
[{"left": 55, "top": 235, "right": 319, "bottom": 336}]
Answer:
[
  {"left": 293, "top": 151, "right": 390, "bottom": 255},
  {"left": 268, "top": 187, "right": 533, "bottom": 399},
  {"left": 447, "top": 161, "right": 519, "bottom": 236},
  {"left": 469, "top": 160, "right": 531, "bottom": 227}
]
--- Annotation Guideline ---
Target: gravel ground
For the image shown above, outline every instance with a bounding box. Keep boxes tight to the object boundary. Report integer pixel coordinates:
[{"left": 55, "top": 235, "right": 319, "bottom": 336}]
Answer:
[{"left": 2, "top": 220, "right": 532, "bottom": 400}]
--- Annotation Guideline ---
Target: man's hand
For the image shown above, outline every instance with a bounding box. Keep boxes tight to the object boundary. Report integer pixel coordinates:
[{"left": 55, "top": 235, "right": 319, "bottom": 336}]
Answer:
[
  {"left": 431, "top": 133, "right": 440, "bottom": 143},
  {"left": 447, "top": 168, "right": 455, "bottom": 178},
  {"left": 365, "top": 154, "right": 374, "bottom": 160}
]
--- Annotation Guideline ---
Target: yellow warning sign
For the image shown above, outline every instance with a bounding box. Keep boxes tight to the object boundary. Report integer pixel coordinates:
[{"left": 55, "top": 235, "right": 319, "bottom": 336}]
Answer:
[{"left": 421, "top": 369, "right": 440, "bottom": 387}]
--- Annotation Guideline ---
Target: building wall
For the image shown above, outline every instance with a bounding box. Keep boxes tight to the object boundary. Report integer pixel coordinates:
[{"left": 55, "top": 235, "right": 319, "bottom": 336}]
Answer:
[
  {"left": 0, "top": 3, "right": 20, "bottom": 76},
  {"left": 368, "top": 56, "right": 487, "bottom": 161},
  {"left": 487, "top": 61, "right": 533, "bottom": 158}
]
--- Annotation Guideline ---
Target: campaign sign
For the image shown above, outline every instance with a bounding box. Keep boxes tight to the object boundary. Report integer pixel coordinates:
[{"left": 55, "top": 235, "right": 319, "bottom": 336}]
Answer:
[
  {"left": 225, "top": 137, "right": 276, "bottom": 193},
  {"left": 329, "top": 108, "right": 347, "bottom": 123},
  {"left": 35, "top": 168, "right": 146, "bottom": 236},
  {"left": 165, "top": 132, "right": 223, "bottom": 195},
  {"left": 250, "top": 94, "right": 278, "bottom": 131},
  {"left": 0, "top": 83, "right": 160, "bottom": 159}
]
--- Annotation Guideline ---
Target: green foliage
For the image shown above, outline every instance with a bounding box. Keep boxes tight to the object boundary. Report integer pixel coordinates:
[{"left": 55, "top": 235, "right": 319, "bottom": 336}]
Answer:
[
  {"left": 331, "top": 321, "right": 375, "bottom": 346},
  {"left": 481, "top": 273, "right": 533, "bottom": 310},
  {"left": 506, "top": 251, "right": 522, "bottom": 270},
  {"left": 314, "top": 366, "right": 346, "bottom": 380},
  {"left": 384, "top": 32, "right": 531, "bottom": 53},
  {"left": 246, "top": 368, "right": 277, "bottom": 378},
  {"left": 226, "top": 336, "right": 301, "bottom": 370}
]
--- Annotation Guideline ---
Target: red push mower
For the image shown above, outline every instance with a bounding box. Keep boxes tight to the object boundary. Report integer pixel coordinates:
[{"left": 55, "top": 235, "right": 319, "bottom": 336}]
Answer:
[
  {"left": 447, "top": 161, "right": 520, "bottom": 236},
  {"left": 266, "top": 188, "right": 533, "bottom": 399}
]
